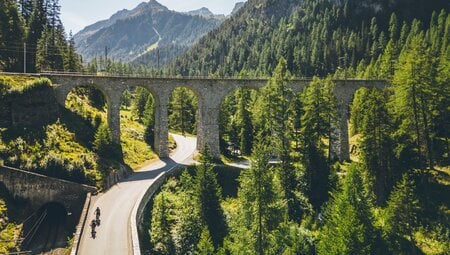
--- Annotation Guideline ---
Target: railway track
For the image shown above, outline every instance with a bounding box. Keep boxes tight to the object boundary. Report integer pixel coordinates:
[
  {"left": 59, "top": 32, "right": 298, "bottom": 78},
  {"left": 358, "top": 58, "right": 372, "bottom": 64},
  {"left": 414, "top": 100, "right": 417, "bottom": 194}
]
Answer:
[{"left": 21, "top": 204, "right": 67, "bottom": 255}]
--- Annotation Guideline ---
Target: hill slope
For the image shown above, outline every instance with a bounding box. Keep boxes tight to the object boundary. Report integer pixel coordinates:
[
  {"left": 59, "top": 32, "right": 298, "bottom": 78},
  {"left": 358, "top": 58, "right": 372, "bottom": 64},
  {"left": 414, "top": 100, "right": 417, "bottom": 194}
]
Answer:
[
  {"left": 74, "top": 0, "right": 223, "bottom": 64},
  {"left": 167, "top": 0, "right": 449, "bottom": 76}
]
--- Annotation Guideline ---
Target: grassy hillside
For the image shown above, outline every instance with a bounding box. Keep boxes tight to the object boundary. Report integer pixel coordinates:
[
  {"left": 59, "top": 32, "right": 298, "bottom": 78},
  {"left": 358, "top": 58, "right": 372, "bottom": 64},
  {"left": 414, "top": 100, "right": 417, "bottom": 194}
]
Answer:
[{"left": 0, "top": 75, "right": 158, "bottom": 186}]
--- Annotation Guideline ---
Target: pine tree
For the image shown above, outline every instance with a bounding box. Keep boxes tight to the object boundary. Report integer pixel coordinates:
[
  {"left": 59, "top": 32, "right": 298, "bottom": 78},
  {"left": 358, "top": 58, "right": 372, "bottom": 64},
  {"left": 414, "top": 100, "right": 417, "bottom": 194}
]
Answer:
[
  {"left": 253, "top": 59, "right": 304, "bottom": 220},
  {"left": 65, "top": 31, "right": 82, "bottom": 72},
  {"left": 93, "top": 123, "right": 119, "bottom": 159},
  {"left": 300, "top": 77, "right": 336, "bottom": 209},
  {"left": 194, "top": 148, "right": 227, "bottom": 247},
  {"left": 35, "top": 18, "right": 65, "bottom": 71},
  {"left": 196, "top": 228, "right": 215, "bottom": 255},
  {"left": 18, "top": 0, "right": 34, "bottom": 22},
  {"left": 132, "top": 87, "right": 150, "bottom": 122},
  {"left": 173, "top": 192, "right": 203, "bottom": 254},
  {"left": 317, "top": 164, "right": 375, "bottom": 255},
  {"left": 0, "top": 0, "right": 25, "bottom": 71},
  {"left": 383, "top": 173, "right": 421, "bottom": 254},
  {"left": 392, "top": 32, "right": 436, "bottom": 169},
  {"left": 26, "top": 0, "right": 48, "bottom": 72},
  {"left": 151, "top": 193, "right": 175, "bottom": 255},
  {"left": 227, "top": 138, "right": 286, "bottom": 255},
  {"left": 359, "top": 89, "right": 395, "bottom": 205},
  {"left": 169, "top": 88, "right": 198, "bottom": 135},
  {"left": 235, "top": 89, "right": 253, "bottom": 155}
]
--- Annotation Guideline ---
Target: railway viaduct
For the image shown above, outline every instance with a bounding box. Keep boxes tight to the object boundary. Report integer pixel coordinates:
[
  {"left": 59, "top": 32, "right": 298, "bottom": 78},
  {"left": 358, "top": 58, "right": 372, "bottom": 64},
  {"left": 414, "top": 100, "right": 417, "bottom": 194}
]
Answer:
[{"left": 39, "top": 74, "right": 387, "bottom": 161}]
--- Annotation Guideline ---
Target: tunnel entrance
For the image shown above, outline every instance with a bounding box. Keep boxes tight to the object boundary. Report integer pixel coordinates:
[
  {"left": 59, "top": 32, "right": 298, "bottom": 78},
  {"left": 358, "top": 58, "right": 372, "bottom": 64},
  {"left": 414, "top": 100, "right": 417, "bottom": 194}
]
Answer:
[{"left": 21, "top": 202, "right": 71, "bottom": 254}]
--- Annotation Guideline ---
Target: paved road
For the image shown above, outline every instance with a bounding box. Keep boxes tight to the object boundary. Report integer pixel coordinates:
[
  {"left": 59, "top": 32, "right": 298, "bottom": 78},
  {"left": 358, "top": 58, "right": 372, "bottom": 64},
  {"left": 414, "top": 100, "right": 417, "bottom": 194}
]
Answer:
[{"left": 79, "top": 134, "right": 197, "bottom": 255}]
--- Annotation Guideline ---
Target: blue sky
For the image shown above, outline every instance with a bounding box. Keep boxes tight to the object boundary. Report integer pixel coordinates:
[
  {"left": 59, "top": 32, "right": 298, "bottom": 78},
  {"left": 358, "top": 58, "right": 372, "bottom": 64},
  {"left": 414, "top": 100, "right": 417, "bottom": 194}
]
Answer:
[{"left": 60, "top": 0, "right": 246, "bottom": 34}]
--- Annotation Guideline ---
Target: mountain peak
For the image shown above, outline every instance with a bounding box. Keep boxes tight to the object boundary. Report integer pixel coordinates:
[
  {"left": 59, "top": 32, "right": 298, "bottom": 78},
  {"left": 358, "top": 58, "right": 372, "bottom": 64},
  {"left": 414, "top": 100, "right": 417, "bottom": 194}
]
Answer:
[
  {"left": 132, "top": 0, "right": 168, "bottom": 15},
  {"left": 187, "top": 7, "right": 213, "bottom": 17}
]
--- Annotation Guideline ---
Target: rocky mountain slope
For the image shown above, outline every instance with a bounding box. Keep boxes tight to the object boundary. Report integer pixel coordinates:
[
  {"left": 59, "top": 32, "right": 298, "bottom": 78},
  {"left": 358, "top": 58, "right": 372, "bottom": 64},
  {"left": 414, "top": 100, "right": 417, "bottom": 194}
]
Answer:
[{"left": 74, "top": 0, "right": 223, "bottom": 63}]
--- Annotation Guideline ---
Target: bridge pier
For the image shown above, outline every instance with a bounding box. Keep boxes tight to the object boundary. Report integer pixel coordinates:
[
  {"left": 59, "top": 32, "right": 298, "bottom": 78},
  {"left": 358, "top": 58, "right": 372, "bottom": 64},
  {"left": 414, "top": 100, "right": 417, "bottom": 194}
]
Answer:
[
  {"left": 330, "top": 105, "right": 350, "bottom": 161},
  {"left": 198, "top": 105, "right": 221, "bottom": 158},
  {"left": 107, "top": 93, "right": 122, "bottom": 145},
  {"left": 154, "top": 92, "right": 169, "bottom": 158},
  {"left": 330, "top": 86, "right": 355, "bottom": 162}
]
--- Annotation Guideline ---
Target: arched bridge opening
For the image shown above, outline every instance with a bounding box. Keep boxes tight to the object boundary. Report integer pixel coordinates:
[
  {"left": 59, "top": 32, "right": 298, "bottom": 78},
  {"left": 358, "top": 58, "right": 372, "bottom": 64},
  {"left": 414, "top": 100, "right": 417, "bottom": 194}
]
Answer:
[{"left": 120, "top": 86, "right": 159, "bottom": 167}]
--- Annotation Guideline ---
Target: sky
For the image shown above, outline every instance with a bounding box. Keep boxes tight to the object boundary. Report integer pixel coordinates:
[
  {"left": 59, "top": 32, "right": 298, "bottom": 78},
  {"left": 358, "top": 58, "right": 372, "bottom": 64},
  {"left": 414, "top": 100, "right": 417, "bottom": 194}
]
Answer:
[{"left": 60, "top": 0, "right": 246, "bottom": 34}]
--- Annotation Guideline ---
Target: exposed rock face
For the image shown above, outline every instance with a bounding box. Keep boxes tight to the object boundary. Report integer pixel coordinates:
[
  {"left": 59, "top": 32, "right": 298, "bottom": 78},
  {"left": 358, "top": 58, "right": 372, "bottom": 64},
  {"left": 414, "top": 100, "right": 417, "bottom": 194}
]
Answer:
[{"left": 186, "top": 7, "right": 226, "bottom": 20}]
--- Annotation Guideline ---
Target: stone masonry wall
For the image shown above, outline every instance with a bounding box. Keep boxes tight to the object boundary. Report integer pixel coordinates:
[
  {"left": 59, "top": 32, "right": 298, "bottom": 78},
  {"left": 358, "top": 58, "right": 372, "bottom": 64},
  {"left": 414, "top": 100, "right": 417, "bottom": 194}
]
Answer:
[{"left": 0, "top": 165, "right": 96, "bottom": 212}]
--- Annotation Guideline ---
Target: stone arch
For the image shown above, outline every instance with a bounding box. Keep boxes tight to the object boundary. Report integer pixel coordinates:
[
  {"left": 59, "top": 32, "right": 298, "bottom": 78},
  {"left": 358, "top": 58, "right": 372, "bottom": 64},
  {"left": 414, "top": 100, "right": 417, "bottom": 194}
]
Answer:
[
  {"left": 59, "top": 81, "right": 124, "bottom": 146},
  {"left": 119, "top": 84, "right": 162, "bottom": 160},
  {"left": 219, "top": 87, "right": 260, "bottom": 156},
  {"left": 22, "top": 201, "right": 69, "bottom": 253},
  {"left": 169, "top": 85, "right": 201, "bottom": 131},
  {"left": 38, "top": 201, "right": 68, "bottom": 216},
  {"left": 54, "top": 82, "right": 112, "bottom": 108}
]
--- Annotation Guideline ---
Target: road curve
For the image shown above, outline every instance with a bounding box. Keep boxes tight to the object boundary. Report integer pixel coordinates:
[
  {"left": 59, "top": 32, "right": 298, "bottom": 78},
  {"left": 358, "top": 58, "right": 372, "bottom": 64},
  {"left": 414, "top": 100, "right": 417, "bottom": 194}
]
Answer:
[{"left": 78, "top": 134, "right": 197, "bottom": 255}]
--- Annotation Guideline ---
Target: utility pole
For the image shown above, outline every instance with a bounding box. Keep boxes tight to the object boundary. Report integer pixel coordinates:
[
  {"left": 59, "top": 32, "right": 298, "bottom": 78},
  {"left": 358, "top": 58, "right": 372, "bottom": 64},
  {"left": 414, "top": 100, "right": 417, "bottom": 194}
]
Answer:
[
  {"left": 23, "top": 43, "right": 26, "bottom": 73},
  {"left": 105, "top": 46, "right": 108, "bottom": 72},
  {"left": 157, "top": 48, "right": 160, "bottom": 70}
]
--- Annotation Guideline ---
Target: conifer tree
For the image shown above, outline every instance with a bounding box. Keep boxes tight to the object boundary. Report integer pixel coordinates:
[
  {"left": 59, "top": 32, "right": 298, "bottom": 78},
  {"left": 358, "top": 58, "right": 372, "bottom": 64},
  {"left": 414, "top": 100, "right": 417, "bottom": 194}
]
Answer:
[
  {"left": 317, "top": 164, "right": 375, "bottom": 255},
  {"left": 26, "top": 0, "right": 48, "bottom": 72},
  {"left": 0, "top": 0, "right": 25, "bottom": 71},
  {"left": 359, "top": 89, "right": 395, "bottom": 204},
  {"left": 194, "top": 148, "right": 227, "bottom": 247},
  {"left": 151, "top": 193, "right": 175, "bottom": 255},
  {"left": 93, "top": 123, "right": 120, "bottom": 159},
  {"left": 392, "top": 32, "right": 436, "bottom": 169},
  {"left": 65, "top": 32, "right": 82, "bottom": 72},
  {"left": 169, "top": 88, "right": 198, "bottom": 135},
  {"left": 383, "top": 173, "right": 421, "bottom": 254},
  {"left": 196, "top": 228, "right": 215, "bottom": 255},
  {"left": 132, "top": 87, "right": 150, "bottom": 122},
  {"left": 18, "top": 0, "right": 33, "bottom": 23},
  {"left": 300, "top": 77, "right": 336, "bottom": 209},
  {"left": 253, "top": 59, "right": 303, "bottom": 220},
  {"left": 235, "top": 89, "right": 253, "bottom": 155},
  {"left": 173, "top": 192, "right": 202, "bottom": 254},
  {"left": 227, "top": 138, "right": 286, "bottom": 255}
]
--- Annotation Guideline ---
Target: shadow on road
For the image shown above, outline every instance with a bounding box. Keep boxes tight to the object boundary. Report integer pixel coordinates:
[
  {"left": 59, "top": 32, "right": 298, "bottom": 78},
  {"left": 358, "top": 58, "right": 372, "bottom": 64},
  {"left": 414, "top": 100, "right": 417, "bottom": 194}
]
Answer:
[{"left": 121, "top": 158, "right": 191, "bottom": 183}]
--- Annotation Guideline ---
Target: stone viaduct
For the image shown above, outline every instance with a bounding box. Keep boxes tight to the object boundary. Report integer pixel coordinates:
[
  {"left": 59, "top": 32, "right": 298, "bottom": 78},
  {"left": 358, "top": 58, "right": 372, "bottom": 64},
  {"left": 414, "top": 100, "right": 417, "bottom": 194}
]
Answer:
[
  {"left": 0, "top": 165, "right": 96, "bottom": 213},
  {"left": 41, "top": 74, "right": 387, "bottom": 161}
]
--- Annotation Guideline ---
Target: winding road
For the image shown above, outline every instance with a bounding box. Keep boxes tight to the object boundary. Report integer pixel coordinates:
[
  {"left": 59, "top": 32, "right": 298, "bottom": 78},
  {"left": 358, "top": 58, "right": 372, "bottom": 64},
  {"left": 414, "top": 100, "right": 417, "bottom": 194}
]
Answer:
[{"left": 78, "top": 134, "right": 197, "bottom": 255}]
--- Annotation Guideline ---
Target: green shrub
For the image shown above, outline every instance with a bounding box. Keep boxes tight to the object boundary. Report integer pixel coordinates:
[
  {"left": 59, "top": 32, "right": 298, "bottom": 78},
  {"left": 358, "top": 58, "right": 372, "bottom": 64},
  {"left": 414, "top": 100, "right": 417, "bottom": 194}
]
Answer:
[{"left": 94, "top": 123, "right": 121, "bottom": 159}]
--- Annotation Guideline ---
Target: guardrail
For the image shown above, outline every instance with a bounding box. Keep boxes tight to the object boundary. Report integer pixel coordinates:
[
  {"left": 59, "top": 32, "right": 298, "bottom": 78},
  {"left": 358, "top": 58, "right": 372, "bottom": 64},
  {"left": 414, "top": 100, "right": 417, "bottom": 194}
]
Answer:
[{"left": 130, "top": 165, "right": 185, "bottom": 255}]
